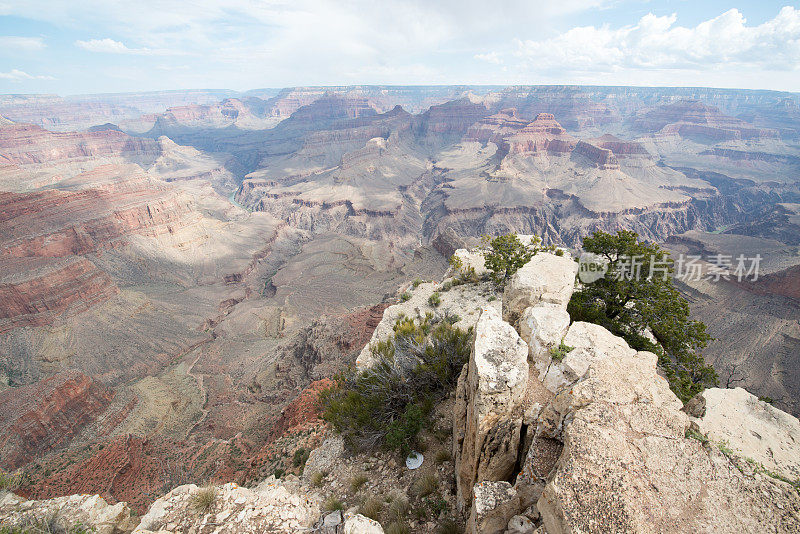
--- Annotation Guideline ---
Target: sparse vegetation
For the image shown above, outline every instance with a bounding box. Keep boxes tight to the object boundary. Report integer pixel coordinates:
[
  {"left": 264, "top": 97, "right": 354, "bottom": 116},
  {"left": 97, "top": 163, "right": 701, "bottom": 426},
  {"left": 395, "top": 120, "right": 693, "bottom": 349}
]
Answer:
[
  {"left": 400, "top": 292, "right": 411, "bottom": 302},
  {"left": 411, "top": 473, "right": 439, "bottom": 498},
  {"left": 482, "top": 233, "right": 541, "bottom": 286},
  {"left": 350, "top": 473, "right": 369, "bottom": 492},
  {"left": 435, "top": 449, "right": 452, "bottom": 464},
  {"left": 437, "top": 519, "right": 463, "bottom": 534},
  {"left": 567, "top": 230, "right": 717, "bottom": 402},
  {"left": 310, "top": 471, "right": 325, "bottom": 487},
  {"left": 292, "top": 448, "right": 310, "bottom": 471},
  {"left": 412, "top": 279, "right": 423, "bottom": 288},
  {"left": 273, "top": 468, "right": 285, "bottom": 479},
  {"left": 359, "top": 497, "right": 383, "bottom": 520},
  {"left": 385, "top": 522, "right": 410, "bottom": 534},
  {"left": 428, "top": 292, "right": 441, "bottom": 307},
  {"left": 323, "top": 496, "right": 344, "bottom": 512},
  {"left": 320, "top": 317, "right": 472, "bottom": 454},
  {"left": 0, "top": 470, "right": 21, "bottom": 492},
  {"left": 550, "top": 341, "right": 574, "bottom": 362},
  {"left": 0, "top": 516, "right": 95, "bottom": 534},
  {"left": 387, "top": 492, "right": 409, "bottom": 521},
  {"left": 190, "top": 486, "right": 217, "bottom": 514}
]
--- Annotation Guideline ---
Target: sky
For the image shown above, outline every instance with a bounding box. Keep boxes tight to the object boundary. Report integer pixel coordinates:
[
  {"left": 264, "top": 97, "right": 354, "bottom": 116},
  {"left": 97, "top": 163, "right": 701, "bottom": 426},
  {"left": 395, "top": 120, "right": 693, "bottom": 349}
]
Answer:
[{"left": 0, "top": 1, "right": 798, "bottom": 95}]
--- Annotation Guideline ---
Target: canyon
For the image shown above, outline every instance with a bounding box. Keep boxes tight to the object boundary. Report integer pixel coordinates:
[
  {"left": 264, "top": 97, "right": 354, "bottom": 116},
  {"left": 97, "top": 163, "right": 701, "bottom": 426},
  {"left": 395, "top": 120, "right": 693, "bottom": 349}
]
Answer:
[{"left": 1, "top": 85, "right": 799, "bottom": 530}]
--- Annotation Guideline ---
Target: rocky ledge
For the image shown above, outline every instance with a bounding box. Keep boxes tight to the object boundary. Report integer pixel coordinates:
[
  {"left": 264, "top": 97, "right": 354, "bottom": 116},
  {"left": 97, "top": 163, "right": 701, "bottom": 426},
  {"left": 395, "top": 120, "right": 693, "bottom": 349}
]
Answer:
[{"left": 3, "top": 248, "right": 798, "bottom": 533}]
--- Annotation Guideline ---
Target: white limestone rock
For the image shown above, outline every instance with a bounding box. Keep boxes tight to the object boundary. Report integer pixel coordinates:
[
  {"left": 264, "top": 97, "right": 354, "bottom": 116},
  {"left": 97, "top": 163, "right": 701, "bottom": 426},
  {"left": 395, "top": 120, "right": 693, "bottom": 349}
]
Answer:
[
  {"left": 693, "top": 387, "right": 800, "bottom": 481},
  {"left": 503, "top": 253, "right": 577, "bottom": 324},
  {"left": 343, "top": 512, "right": 385, "bottom": 533},
  {"left": 455, "top": 306, "right": 529, "bottom": 507}
]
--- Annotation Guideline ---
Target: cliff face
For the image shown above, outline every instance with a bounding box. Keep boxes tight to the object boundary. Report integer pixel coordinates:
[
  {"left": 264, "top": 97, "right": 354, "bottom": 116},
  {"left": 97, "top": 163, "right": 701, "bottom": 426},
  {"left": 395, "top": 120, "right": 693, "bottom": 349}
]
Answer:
[{"left": 0, "top": 370, "right": 114, "bottom": 469}]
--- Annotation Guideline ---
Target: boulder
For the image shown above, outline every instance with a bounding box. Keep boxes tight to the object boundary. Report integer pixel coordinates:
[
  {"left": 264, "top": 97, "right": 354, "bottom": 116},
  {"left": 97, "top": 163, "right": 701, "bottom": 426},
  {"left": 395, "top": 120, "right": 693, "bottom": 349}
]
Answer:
[
  {"left": 454, "top": 306, "right": 529, "bottom": 507},
  {"left": 356, "top": 278, "right": 500, "bottom": 370},
  {"left": 506, "top": 514, "right": 535, "bottom": 534},
  {"left": 503, "top": 253, "right": 577, "bottom": 324},
  {"left": 303, "top": 436, "right": 344, "bottom": 483},
  {"left": 693, "top": 387, "right": 800, "bottom": 481},
  {"left": 467, "top": 481, "right": 520, "bottom": 534},
  {"left": 134, "top": 482, "right": 319, "bottom": 533},
  {"left": 0, "top": 492, "right": 137, "bottom": 534},
  {"left": 343, "top": 513, "right": 385, "bottom": 533},
  {"left": 450, "top": 247, "right": 489, "bottom": 278},
  {"left": 535, "top": 324, "right": 800, "bottom": 533},
  {"left": 517, "top": 304, "right": 570, "bottom": 374}
]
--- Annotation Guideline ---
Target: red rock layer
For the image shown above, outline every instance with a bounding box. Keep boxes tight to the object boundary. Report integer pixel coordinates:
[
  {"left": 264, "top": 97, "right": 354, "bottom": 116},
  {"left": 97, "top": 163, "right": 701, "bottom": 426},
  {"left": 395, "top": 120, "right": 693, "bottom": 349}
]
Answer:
[
  {"left": 465, "top": 108, "right": 528, "bottom": 144},
  {"left": 0, "top": 166, "right": 194, "bottom": 258},
  {"left": 589, "top": 134, "right": 650, "bottom": 157},
  {"left": 415, "top": 98, "right": 490, "bottom": 136},
  {"left": 0, "top": 370, "right": 114, "bottom": 469},
  {"left": 0, "top": 123, "right": 158, "bottom": 165},
  {"left": 505, "top": 113, "right": 577, "bottom": 154},
  {"left": 634, "top": 100, "right": 779, "bottom": 140},
  {"left": 0, "top": 257, "right": 119, "bottom": 334},
  {"left": 573, "top": 140, "right": 620, "bottom": 170}
]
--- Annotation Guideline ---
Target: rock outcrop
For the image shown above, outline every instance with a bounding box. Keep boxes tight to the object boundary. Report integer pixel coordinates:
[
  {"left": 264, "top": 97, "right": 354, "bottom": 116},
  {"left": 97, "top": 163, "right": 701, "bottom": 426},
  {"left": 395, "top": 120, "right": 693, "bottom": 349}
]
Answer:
[
  {"left": 0, "top": 491, "right": 137, "bottom": 534},
  {"left": 692, "top": 387, "right": 800, "bottom": 481},
  {"left": 445, "top": 247, "right": 800, "bottom": 533},
  {"left": 133, "top": 481, "right": 319, "bottom": 533},
  {"left": 504, "top": 114, "right": 577, "bottom": 155},
  {"left": 453, "top": 306, "right": 529, "bottom": 507}
]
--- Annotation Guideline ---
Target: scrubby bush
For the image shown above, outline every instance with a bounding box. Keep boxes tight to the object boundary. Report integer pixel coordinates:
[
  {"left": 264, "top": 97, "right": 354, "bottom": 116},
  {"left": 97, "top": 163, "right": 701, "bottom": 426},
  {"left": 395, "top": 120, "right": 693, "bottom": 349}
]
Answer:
[
  {"left": 324, "top": 497, "right": 344, "bottom": 512},
  {"left": 428, "top": 292, "right": 441, "bottom": 307},
  {"left": 310, "top": 471, "right": 325, "bottom": 487},
  {"left": 320, "top": 317, "right": 472, "bottom": 454},
  {"left": 435, "top": 449, "right": 452, "bottom": 464},
  {"left": 385, "top": 522, "right": 410, "bottom": 534},
  {"left": 567, "top": 230, "right": 717, "bottom": 401},
  {"left": 350, "top": 473, "right": 369, "bottom": 492},
  {"left": 360, "top": 497, "right": 384, "bottom": 520},
  {"left": 292, "top": 448, "right": 309, "bottom": 470},
  {"left": 400, "top": 292, "right": 411, "bottom": 302},
  {"left": 411, "top": 473, "right": 439, "bottom": 498},
  {"left": 482, "top": 233, "right": 541, "bottom": 286},
  {"left": 191, "top": 486, "right": 217, "bottom": 514},
  {"left": 437, "top": 519, "right": 463, "bottom": 534}
]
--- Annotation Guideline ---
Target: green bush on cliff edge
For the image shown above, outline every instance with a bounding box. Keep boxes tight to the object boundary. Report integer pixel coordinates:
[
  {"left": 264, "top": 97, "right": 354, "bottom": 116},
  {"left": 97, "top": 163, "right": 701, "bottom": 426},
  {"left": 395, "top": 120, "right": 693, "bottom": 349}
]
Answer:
[{"left": 319, "top": 316, "right": 472, "bottom": 454}]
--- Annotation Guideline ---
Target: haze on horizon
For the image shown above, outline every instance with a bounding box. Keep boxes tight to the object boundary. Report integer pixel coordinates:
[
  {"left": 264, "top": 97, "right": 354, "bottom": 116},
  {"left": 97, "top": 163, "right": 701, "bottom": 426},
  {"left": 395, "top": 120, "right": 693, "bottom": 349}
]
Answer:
[{"left": 0, "top": 1, "right": 799, "bottom": 95}]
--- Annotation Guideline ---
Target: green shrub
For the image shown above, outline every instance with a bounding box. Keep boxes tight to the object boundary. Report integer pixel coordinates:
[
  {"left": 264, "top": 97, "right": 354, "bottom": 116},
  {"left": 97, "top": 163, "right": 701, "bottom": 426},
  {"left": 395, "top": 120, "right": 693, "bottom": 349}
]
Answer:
[
  {"left": 0, "top": 470, "right": 21, "bottom": 492},
  {"left": 400, "top": 292, "right": 411, "bottom": 302},
  {"left": 191, "top": 486, "right": 217, "bottom": 514},
  {"left": 428, "top": 292, "right": 441, "bottom": 307},
  {"left": 320, "top": 318, "right": 471, "bottom": 454},
  {"left": 273, "top": 468, "right": 285, "bottom": 479},
  {"left": 550, "top": 342, "right": 574, "bottom": 362},
  {"left": 482, "top": 233, "right": 541, "bottom": 286},
  {"left": 437, "top": 519, "right": 463, "bottom": 534},
  {"left": 567, "top": 230, "right": 716, "bottom": 401},
  {"left": 412, "top": 279, "right": 423, "bottom": 288},
  {"left": 292, "top": 448, "right": 309, "bottom": 469}
]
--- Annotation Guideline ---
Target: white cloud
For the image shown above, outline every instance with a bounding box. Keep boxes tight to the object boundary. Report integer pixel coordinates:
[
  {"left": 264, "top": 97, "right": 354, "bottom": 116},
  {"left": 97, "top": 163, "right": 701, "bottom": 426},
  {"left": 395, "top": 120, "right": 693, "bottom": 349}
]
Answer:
[
  {"left": 0, "top": 68, "right": 54, "bottom": 80},
  {"left": 475, "top": 52, "right": 502, "bottom": 64},
  {"left": 0, "top": 36, "right": 46, "bottom": 51},
  {"left": 508, "top": 7, "right": 800, "bottom": 72},
  {"left": 75, "top": 38, "right": 179, "bottom": 56}
]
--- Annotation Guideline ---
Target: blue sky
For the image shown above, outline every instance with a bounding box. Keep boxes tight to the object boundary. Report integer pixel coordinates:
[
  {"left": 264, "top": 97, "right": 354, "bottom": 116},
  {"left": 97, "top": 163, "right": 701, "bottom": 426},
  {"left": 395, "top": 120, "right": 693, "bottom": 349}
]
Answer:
[{"left": 0, "top": 1, "right": 798, "bottom": 95}]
